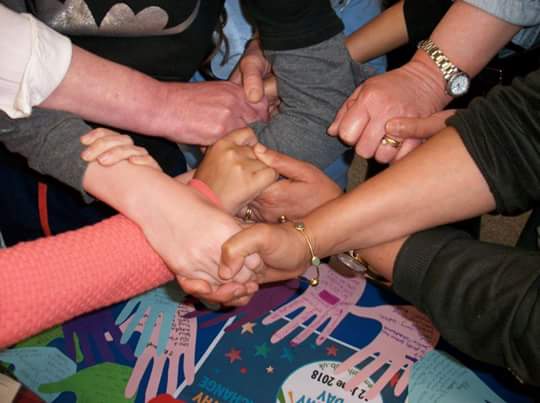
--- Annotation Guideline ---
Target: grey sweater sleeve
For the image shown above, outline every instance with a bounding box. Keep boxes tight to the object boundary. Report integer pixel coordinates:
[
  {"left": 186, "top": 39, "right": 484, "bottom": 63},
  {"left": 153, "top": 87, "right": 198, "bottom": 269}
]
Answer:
[
  {"left": 393, "top": 227, "right": 540, "bottom": 386},
  {"left": 0, "top": 108, "right": 92, "bottom": 200},
  {"left": 250, "top": 33, "right": 372, "bottom": 170},
  {"left": 464, "top": 0, "right": 540, "bottom": 26},
  {"left": 447, "top": 68, "right": 540, "bottom": 216}
]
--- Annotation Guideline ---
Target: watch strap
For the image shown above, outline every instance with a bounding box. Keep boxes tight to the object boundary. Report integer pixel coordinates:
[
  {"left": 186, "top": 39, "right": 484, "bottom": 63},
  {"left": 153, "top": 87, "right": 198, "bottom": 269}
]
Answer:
[{"left": 417, "top": 39, "right": 461, "bottom": 81}]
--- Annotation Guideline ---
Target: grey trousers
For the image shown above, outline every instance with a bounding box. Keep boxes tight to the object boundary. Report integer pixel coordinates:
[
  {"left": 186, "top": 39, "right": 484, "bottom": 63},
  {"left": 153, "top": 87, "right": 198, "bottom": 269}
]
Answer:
[{"left": 251, "top": 33, "right": 373, "bottom": 170}]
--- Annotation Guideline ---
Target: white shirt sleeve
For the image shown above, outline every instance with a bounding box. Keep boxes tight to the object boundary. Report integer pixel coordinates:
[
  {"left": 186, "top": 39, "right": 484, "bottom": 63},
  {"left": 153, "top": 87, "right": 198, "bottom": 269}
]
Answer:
[{"left": 0, "top": 5, "right": 72, "bottom": 118}]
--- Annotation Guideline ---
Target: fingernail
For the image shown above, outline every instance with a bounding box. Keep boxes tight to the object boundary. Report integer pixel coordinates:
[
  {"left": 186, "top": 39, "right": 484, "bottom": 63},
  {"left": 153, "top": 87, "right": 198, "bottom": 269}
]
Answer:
[
  {"left": 248, "top": 89, "right": 259, "bottom": 102},
  {"left": 254, "top": 143, "right": 267, "bottom": 154},
  {"left": 385, "top": 121, "right": 400, "bottom": 133},
  {"left": 81, "top": 151, "right": 90, "bottom": 161}
]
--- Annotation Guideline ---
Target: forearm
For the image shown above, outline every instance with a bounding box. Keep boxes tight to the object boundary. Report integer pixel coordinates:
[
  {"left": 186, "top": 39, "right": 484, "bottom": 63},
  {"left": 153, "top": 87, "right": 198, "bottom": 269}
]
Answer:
[
  {"left": 303, "top": 127, "right": 494, "bottom": 256},
  {"left": 0, "top": 215, "right": 172, "bottom": 348},
  {"left": 393, "top": 227, "right": 540, "bottom": 385},
  {"left": 0, "top": 108, "right": 91, "bottom": 197},
  {"left": 346, "top": 1, "right": 408, "bottom": 63},
  {"left": 40, "top": 46, "right": 171, "bottom": 139},
  {"left": 410, "top": 0, "right": 520, "bottom": 102}
]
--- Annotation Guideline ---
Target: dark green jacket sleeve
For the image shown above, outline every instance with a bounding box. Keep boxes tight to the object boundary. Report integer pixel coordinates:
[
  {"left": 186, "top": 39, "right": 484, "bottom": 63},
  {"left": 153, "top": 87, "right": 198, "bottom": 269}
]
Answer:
[
  {"left": 0, "top": 108, "right": 92, "bottom": 201},
  {"left": 393, "top": 227, "right": 540, "bottom": 385},
  {"left": 448, "top": 68, "right": 540, "bottom": 216}
]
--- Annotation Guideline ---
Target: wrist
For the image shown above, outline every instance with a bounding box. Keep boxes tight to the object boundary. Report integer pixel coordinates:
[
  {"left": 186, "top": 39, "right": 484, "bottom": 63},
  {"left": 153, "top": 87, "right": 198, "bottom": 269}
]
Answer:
[
  {"left": 148, "top": 82, "right": 186, "bottom": 141},
  {"left": 407, "top": 52, "right": 453, "bottom": 109}
]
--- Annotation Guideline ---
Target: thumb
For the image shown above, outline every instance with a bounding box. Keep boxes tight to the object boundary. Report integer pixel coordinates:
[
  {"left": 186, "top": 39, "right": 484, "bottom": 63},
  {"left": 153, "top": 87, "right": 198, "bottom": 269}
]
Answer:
[
  {"left": 385, "top": 109, "right": 457, "bottom": 139},
  {"left": 253, "top": 144, "right": 313, "bottom": 181},
  {"left": 241, "top": 60, "right": 265, "bottom": 103},
  {"left": 220, "top": 225, "right": 268, "bottom": 280}
]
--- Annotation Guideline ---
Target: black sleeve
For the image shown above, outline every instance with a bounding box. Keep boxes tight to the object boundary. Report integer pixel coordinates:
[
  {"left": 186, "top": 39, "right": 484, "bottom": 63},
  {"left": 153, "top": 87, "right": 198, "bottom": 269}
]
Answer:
[
  {"left": 244, "top": 0, "right": 343, "bottom": 50},
  {"left": 403, "top": 0, "right": 452, "bottom": 44},
  {"left": 393, "top": 227, "right": 540, "bottom": 386},
  {"left": 447, "top": 68, "right": 540, "bottom": 216},
  {"left": 0, "top": 109, "right": 91, "bottom": 200}
]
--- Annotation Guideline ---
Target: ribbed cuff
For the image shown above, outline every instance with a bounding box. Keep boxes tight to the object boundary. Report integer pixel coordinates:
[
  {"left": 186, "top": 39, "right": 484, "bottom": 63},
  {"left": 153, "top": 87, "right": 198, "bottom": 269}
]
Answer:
[{"left": 393, "top": 226, "right": 468, "bottom": 308}]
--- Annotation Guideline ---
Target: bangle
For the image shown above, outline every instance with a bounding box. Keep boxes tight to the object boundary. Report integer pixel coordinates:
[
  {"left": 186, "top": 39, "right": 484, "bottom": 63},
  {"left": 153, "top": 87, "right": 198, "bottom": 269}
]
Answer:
[
  {"left": 188, "top": 179, "right": 223, "bottom": 209},
  {"left": 343, "top": 250, "right": 392, "bottom": 288},
  {"left": 294, "top": 223, "right": 321, "bottom": 286}
]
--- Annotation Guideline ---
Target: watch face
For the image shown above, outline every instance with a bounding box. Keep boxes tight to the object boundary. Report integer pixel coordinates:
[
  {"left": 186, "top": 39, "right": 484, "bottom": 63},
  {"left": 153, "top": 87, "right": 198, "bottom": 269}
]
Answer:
[{"left": 448, "top": 72, "right": 470, "bottom": 97}]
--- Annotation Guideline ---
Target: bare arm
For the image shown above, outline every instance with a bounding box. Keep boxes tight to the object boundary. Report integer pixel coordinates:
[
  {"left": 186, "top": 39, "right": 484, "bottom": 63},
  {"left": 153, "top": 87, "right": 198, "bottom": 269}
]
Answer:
[{"left": 345, "top": 1, "right": 408, "bottom": 63}]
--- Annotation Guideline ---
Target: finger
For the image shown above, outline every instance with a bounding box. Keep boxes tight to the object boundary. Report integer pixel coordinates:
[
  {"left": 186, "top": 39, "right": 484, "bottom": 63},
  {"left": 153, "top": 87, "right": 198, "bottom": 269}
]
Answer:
[
  {"left": 135, "top": 309, "right": 159, "bottom": 357},
  {"left": 129, "top": 155, "right": 162, "bottom": 171},
  {"left": 177, "top": 277, "right": 212, "bottom": 296},
  {"left": 240, "top": 58, "right": 266, "bottom": 103},
  {"left": 224, "top": 294, "right": 253, "bottom": 307},
  {"left": 364, "top": 362, "right": 402, "bottom": 400},
  {"left": 80, "top": 127, "right": 116, "bottom": 145},
  {"left": 96, "top": 145, "right": 149, "bottom": 166},
  {"left": 167, "top": 353, "right": 180, "bottom": 393},
  {"left": 80, "top": 134, "right": 133, "bottom": 162},
  {"left": 356, "top": 118, "right": 388, "bottom": 161},
  {"left": 115, "top": 298, "right": 139, "bottom": 325},
  {"left": 224, "top": 127, "right": 259, "bottom": 147},
  {"left": 393, "top": 138, "right": 423, "bottom": 162},
  {"left": 328, "top": 85, "right": 363, "bottom": 135},
  {"left": 253, "top": 143, "right": 316, "bottom": 182},
  {"left": 385, "top": 109, "right": 456, "bottom": 139},
  {"left": 263, "top": 75, "right": 279, "bottom": 100},
  {"left": 146, "top": 355, "right": 167, "bottom": 401},
  {"left": 219, "top": 224, "right": 269, "bottom": 280},
  {"left": 338, "top": 106, "right": 370, "bottom": 149},
  {"left": 125, "top": 350, "right": 153, "bottom": 398},
  {"left": 251, "top": 166, "right": 279, "bottom": 193}
]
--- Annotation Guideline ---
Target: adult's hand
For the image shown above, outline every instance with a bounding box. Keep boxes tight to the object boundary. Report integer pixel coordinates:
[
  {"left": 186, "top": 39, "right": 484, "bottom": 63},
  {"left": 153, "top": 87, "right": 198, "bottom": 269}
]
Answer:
[
  {"left": 195, "top": 128, "right": 278, "bottom": 215},
  {"left": 385, "top": 109, "right": 456, "bottom": 140},
  {"left": 246, "top": 145, "right": 342, "bottom": 223},
  {"left": 328, "top": 60, "right": 450, "bottom": 163},
  {"left": 229, "top": 38, "right": 280, "bottom": 112},
  {"left": 158, "top": 80, "right": 269, "bottom": 145}
]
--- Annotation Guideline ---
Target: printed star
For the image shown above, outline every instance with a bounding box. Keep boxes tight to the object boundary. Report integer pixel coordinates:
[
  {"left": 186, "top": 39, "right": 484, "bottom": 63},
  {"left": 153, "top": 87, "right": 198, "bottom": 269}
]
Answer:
[
  {"left": 241, "top": 322, "right": 256, "bottom": 334},
  {"left": 240, "top": 367, "right": 248, "bottom": 374},
  {"left": 326, "top": 345, "right": 338, "bottom": 357},
  {"left": 255, "top": 343, "right": 270, "bottom": 358},
  {"left": 266, "top": 366, "right": 274, "bottom": 374},
  {"left": 225, "top": 348, "right": 242, "bottom": 363},
  {"left": 280, "top": 347, "right": 294, "bottom": 363}
]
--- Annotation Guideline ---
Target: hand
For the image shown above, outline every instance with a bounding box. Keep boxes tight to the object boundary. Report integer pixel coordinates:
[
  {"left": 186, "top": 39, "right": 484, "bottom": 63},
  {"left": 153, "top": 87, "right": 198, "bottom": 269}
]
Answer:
[
  {"left": 39, "top": 362, "right": 133, "bottom": 401},
  {"left": 124, "top": 304, "right": 197, "bottom": 401},
  {"left": 262, "top": 265, "right": 366, "bottom": 346},
  {"left": 0, "top": 346, "right": 77, "bottom": 402},
  {"left": 336, "top": 305, "right": 440, "bottom": 400},
  {"left": 328, "top": 60, "right": 449, "bottom": 163},
  {"left": 195, "top": 128, "right": 278, "bottom": 215},
  {"left": 385, "top": 109, "right": 457, "bottom": 141},
  {"left": 80, "top": 128, "right": 162, "bottom": 171},
  {"left": 185, "top": 279, "right": 300, "bottom": 332},
  {"left": 230, "top": 38, "right": 279, "bottom": 110},
  {"left": 116, "top": 283, "right": 187, "bottom": 357},
  {"left": 247, "top": 145, "right": 342, "bottom": 223},
  {"left": 62, "top": 309, "right": 134, "bottom": 366},
  {"left": 219, "top": 221, "right": 311, "bottom": 285},
  {"left": 159, "top": 81, "right": 269, "bottom": 145}
]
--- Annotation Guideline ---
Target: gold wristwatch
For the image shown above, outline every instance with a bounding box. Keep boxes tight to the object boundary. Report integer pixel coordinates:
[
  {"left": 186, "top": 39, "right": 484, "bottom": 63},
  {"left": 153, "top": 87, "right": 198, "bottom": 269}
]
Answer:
[{"left": 417, "top": 39, "right": 470, "bottom": 97}]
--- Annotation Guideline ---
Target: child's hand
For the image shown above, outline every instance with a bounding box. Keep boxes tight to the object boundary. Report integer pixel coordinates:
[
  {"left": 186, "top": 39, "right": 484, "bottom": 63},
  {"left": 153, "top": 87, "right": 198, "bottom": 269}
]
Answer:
[
  {"left": 194, "top": 128, "right": 278, "bottom": 215},
  {"left": 81, "top": 128, "right": 162, "bottom": 171}
]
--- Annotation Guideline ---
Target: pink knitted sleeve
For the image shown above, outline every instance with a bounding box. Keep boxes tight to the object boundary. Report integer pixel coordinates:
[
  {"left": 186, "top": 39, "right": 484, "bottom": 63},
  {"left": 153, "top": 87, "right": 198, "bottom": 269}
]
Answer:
[{"left": 0, "top": 214, "right": 173, "bottom": 348}]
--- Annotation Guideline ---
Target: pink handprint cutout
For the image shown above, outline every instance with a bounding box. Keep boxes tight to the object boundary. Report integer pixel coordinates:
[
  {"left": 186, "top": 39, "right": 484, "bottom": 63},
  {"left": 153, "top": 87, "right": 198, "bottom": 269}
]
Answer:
[
  {"left": 122, "top": 303, "right": 197, "bottom": 402},
  {"left": 336, "top": 304, "right": 440, "bottom": 400},
  {"left": 263, "top": 264, "right": 366, "bottom": 346}
]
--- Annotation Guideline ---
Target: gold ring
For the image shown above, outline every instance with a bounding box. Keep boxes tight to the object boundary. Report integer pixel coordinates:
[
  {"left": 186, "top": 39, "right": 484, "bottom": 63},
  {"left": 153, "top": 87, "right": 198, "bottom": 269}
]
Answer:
[
  {"left": 244, "top": 207, "right": 253, "bottom": 221},
  {"left": 381, "top": 135, "right": 402, "bottom": 148},
  {"left": 278, "top": 215, "right": 288, "bottom": 224}
]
